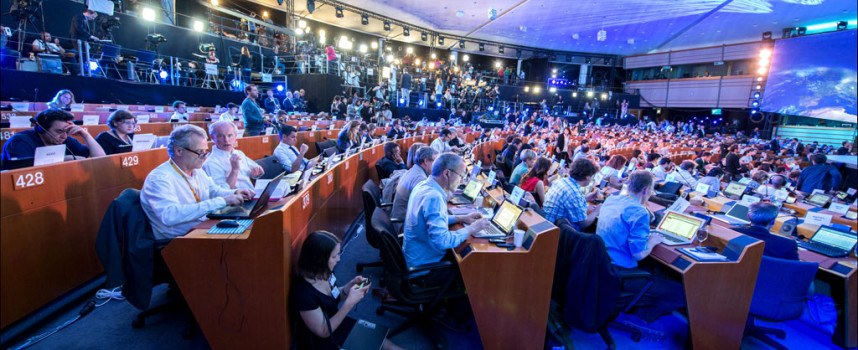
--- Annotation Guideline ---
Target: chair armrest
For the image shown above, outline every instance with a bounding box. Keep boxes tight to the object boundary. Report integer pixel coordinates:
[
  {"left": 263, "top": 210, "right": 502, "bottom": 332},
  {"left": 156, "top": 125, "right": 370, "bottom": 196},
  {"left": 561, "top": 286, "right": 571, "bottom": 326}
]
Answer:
[
  {"left": 379, "top": 201, "right": 393, "bottom": 208},
  {"left": 390, "top": 218, "right": 404, "bottom": 224},
  {"left": 407, "top": 260, "right": 455, "bottom": 275},
  {"left": 615, "top": 269, "right": 652, "bottom": 281}
]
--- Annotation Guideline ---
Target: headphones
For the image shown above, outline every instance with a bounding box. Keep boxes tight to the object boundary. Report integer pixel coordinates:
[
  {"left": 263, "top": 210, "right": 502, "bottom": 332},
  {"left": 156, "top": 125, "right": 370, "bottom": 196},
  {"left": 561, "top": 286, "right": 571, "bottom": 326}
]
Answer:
[{"left": 31, "top": 117, "right": 48, "bottom": 134}]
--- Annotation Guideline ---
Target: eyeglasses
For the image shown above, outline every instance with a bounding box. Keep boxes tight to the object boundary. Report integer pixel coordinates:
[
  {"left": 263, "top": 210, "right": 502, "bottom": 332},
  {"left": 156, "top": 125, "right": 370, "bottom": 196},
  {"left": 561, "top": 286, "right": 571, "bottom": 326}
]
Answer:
[
  {"left": 183, "top": 147, "right": 211, "bottom": 159},
  {"left": 448, "top": 169, "right": 466, "bottom": 181},
  {"left": 119, "top": 120, "right": 137, "bottom": 126}
]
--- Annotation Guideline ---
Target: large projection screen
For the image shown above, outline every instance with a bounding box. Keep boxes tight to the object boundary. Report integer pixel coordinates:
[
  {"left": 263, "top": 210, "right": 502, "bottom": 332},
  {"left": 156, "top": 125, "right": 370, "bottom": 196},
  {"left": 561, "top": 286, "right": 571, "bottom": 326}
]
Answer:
[{"left": 762, "top": 30, "right": 857, "bottom": 123}]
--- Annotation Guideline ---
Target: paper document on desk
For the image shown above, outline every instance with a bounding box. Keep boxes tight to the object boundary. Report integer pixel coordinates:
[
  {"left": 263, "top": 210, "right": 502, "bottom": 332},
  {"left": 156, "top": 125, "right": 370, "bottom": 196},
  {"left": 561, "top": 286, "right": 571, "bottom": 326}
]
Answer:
[
  {"left": 33, "top": 145, "right": 65, "bottom": 166},
  {"left": 678, "top": 247, "right": 728, "bottom": 262},
  {"left": 695, "top": 183, "right": 710, "bottom": 194},
  {"left": 667, "top": 197, "right": 690, "bottom": 213},
  {"left": 254, "top": 179, "right": 288, "bottom": 200},
  {"left": 131, "top": 134, "right": 156, "bottom": 152}
]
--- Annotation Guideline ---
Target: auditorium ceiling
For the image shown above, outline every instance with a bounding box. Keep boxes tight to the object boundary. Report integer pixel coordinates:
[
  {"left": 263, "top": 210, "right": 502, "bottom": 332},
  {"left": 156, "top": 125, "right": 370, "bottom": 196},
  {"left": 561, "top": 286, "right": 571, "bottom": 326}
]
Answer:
[{"left": 254, "top": 0, "right": 857, "bottom": 57}]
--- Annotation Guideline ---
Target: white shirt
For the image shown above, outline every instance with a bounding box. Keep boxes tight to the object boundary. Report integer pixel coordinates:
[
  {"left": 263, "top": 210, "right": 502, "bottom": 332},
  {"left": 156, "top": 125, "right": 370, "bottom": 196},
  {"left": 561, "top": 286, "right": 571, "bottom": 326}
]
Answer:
[
  {"left": 674, "top": 168, "right": 698, "bottom": 189},
  {"left": 140, "top": 160, "right": 236, "bottom": 241},
  {"left": 171, "top": 112, "right": 189, "bottom": 122},
  {"left": 431, "top": 137, "right": 452, "bottom": 153},
  {"left": 218, "top": 112, "right": 236, "bottom": 122},
  {"left": 651, "top": 165, "right": 668, "bottom": 180},
  {"left": 599, "top": 166, "right": 619, "bottom": 180},
  {"left": 273, "top": 142, "right": 307, "bottom": 172},
  {"left": 202, "top": 147, "right": 262, "bottom": 190},
  {"left": 32, "top": 39, "right": 63, "bottom": 54}
]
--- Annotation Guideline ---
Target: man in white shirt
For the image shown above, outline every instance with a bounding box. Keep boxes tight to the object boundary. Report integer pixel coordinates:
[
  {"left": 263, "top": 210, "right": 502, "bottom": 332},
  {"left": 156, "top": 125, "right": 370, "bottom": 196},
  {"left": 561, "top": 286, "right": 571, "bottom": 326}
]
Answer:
[
  {"left": 31, "top": 32, "right": 65, "bottom": 55},
  {"left": 392, "top": 146, "right": 438, "bottom": 224},
  {"left": 273, "top": 124, "right": 309, "bottom": 173},
  {"left": 218, "top": 102, "right": 239, "bottom": 122},
  {"left": 202, "top": 121, "right": 264, "bottom": 189},
  {"left": 651, "top": 157, "right": 673, "bottom": 180},
  {"left": 674, "top": 160, "right": 698, "bottom": 189},
  {"left": 140, "top": 125, "right": 254, "bottom": 241},
  {"left": 430, "top": 128, "right": 457, "bottom": 154},
  {"left": 170, "top": 100, "right": 189, "bottom": 122}
]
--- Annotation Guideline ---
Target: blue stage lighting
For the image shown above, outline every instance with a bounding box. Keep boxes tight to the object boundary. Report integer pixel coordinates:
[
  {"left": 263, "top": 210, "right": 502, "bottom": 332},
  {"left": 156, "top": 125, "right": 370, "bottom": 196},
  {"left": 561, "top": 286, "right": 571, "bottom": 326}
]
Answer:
[
  {"left": 399, "top": 98, "right": 405, "bottom": 105},
  {"left": 751, "top": 100, "right": 760, "bottom": 107},
  {"left": 750, "top": 109, "right": 758, "bottom": 114},
  {"left": 276, "top": 84, "right": 285, "bottom": 92},
  {"left": 418, "top": 100, "right": 424, "bottom": 107},
  {"left": 436, "top": 102, "right": 442, "bottom": 108},
  {"left": 159, "top": 70, "right": 168, "bottom": 80},
  {"left": 488, "top": 106, "right": 494, "bottom": 112},
  {"left": 88, "top": 60, "right": 99, "bottom": 72},
  {"left": 753, "top": 92, "right": 761, "bottom": 99}
]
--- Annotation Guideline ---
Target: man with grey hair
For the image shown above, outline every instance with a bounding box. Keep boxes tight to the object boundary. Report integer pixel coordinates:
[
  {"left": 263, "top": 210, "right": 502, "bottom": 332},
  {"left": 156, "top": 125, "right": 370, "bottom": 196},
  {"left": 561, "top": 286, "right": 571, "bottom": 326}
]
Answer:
[
  {"left": 202, "top": 121, "right": 264, "bottom": 189},
  {"left": 391, "top": 146, "right": 438, "bottom": 225},
  {"left": 403, "top": 153, "right": 489, "bottom": 280},
  {"left": 596, "top": 170, "right": 685, "bottom": 323},
  {"left": 674, "top": 160, "right": 698, "bottom": 189},
  {"left": 509, "top": 149, "right": 537, "bottom": 185},
  {"left": 140, "top": 124, "right": 254, "bottom": 241},
  {"left": 732, "top": 202, "right": 798, "bottom": 260}
]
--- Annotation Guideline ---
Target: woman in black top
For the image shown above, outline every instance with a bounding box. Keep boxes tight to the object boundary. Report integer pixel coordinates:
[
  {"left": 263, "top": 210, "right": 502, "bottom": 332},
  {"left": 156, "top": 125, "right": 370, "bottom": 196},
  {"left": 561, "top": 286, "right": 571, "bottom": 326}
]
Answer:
[
  {"left": 95, "top": 110, "right": 136, "bottom": 155},
  {"left": 291, "top": 231, "right": 403, "bottom": 350}
]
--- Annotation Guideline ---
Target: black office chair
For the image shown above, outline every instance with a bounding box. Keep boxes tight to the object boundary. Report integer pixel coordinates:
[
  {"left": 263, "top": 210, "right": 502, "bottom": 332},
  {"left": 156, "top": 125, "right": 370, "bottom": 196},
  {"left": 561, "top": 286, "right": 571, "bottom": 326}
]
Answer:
[
  {"left": 744, "top": 256, "right": 818, "bottom": 350},
  {"left": 371, "top": 209, "right": 463, "bottom": 345},
  {"left": 356, "top": 180, "right": 398, "bottom": 273},
  {"left": 315, "top": 139, "right": 334, "bottom": 155},
  {"left": 97, "top": 44, "right": 124, "bottom": 80},
  {"left": 548, "top": 218, "right": 655, "bottom": 350},
  {"left": 255, "top": 155, "right": 284, "bottom": 179},
  {"left": 95, "top": 189, "right": 196, "bottom": 338}
]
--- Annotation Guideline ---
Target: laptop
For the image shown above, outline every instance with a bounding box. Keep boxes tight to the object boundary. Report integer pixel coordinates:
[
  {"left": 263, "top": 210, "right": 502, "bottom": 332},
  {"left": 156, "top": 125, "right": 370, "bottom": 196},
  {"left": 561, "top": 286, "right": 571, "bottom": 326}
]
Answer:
[
  {"left": 723, "top": 182, "right": 748, "bottom": 200},
  {"left": 473, "top": 200, "right": 524, "bottom": 238},
  {"left": 450, "top": 179, "right": 483, "bottom": 205},
  {"left": 798, "top": 226, "right": 858, "bottom": 257},
  {"left": 653, "top": 211, "right": 706, "bottom": 246},
  {"left": 804, "top": 193, "right": 832, "bottom": 208},
  {"left": 711, "top": 203, "right": 752, "bottom": 226},
  {"left": 207, "top": 172, "right": 285, "bottom": 220},
  {"left": 658, "top": 181, "right": 682, "bottom": 195}
]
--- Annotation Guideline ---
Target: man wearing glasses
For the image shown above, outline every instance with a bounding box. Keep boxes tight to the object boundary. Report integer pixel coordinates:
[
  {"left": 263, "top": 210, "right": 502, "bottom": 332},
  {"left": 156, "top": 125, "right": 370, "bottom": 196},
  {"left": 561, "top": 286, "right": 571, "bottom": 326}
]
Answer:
[
  {"left": 140, "top": 125, "right": 254, "bottom": 241},
  {"left": 1, "top": 109, "right": 105, "bottom": 169},
  {"left": 402, "top": 153, "right": 488, "bottom": 283}
]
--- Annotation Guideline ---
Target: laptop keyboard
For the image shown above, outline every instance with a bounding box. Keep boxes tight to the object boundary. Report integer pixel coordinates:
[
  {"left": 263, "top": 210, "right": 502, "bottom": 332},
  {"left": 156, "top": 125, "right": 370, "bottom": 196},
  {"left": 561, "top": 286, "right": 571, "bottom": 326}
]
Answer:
[
  {"left": 662, "top": 234, "right": 686, "bottom": 244},
  {"left": 798, "top": 241, "right": 847, "bottom": 257}
]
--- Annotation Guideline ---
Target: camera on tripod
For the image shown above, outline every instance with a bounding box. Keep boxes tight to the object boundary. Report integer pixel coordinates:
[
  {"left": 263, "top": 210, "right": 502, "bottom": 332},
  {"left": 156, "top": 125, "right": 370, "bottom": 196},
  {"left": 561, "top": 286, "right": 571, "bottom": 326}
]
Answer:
[{"left": 100, "top": 17, "right": 120, "bottom": 32}]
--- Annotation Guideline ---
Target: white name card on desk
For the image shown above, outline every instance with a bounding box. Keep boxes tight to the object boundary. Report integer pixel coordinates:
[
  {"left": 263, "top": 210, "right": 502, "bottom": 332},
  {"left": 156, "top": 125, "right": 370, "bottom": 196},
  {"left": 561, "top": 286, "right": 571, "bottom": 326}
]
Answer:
[
  {"left": 70, "top": 104, "right": 84, "bottom": 112},
  {"left": 738, "top": 177, "right": 751, "bottom": 185},
  {"left": 847, "top": 188, "right": 857, "bottom": 196},
  {"left": 804, "top": 212, "right": 832, "bottom": 227},
  {"left": 236, "top": 129, "right": 245, "bottom": 137},
  {"left": 694, "top": 183, "right": 710, "bottom": 194},
  {"left": 9, "top": 116, "right": 31, "bottom": 128},
  {"left": 665, "top": 173, "right": 677, "bottom": 182},
  {"left": 154, "top": 106, "right": 164, "bottom": 113},
  {"left": 311, "top": 125, "right": 317, "bottom": 131},
  {"left": 131, "top": 134, "right": 156, "bottom": 152},
  {"left": 740, "top": 195, "right": 762, "bottom": 205},
  {"left": 137, "top": 115, "right": 150, "bottom": 124},
  {"left": 811, "top": 189, "right": 825, "bottom": 195},
  {"left": 774, "top": 189, "right": 789, "bottom": 202},
  {"left": 33, "top": 145, "right": 66, "bottom": 166},
  {"left": 828, "top": 203, "right": 850, "bottom": 216},
  {"left": 187, "top": 107, "right": 196, "bottom": 113},
  {"left": 82, "top": 115, "right": 99, "bottom": 125},
  {"left": 117, "top": 105, "right": 129, "bottom": 111},
  {"left": 10, "top": 102, "right": 29, "bottom": 111},
  {"left": 510, "top": 186, "right": 525, "bottom": 205},
  {"left": 667, "top": 197, "right": 691, "bottom": 213}
]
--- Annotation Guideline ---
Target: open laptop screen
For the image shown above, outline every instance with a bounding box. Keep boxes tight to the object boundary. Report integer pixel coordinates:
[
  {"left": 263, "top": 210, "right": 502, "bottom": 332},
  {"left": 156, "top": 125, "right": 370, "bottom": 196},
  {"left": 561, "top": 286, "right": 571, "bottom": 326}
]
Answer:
[
  {"left": 725, "top": 203, "right": 750, "bottom": 223},
  {"left": 462, "top": 179, "right": 482, "bottom": 200},
  {"left": 724, "top": 182, "right": 747, "bottom": 198},
  {"left": 657, "top": 211, "right": 704, "bottom": 239},
  {"left": 492, "top": 200, "right": 523, "bottom": 234},
  {"left": 812, "top": 227, "right": 858, "bottom": 251},
  {"left": 807, "top": 193, "right": 831, "bottom": 207}
]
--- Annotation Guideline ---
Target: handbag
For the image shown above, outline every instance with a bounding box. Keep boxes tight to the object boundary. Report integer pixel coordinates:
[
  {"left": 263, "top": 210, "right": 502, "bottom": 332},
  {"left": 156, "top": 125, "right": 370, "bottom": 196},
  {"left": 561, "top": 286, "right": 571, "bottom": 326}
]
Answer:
[{"left": 798, "top": 293, "right": 837, "bottom": 336}]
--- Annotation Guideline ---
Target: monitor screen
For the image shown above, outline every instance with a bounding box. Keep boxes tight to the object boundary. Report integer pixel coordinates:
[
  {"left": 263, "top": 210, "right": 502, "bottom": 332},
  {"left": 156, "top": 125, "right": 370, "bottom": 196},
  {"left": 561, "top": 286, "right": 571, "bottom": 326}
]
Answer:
[
  {"left": 813, "top": 227, "right": 858, "bottom": 251},
  {"left": 657, "top": 212, "right": 704, "bottom": 239},
  {"left": 724, "top": 182, "right": 747, "bottom": 197},
  {"left": 808, "top": 193, "right": 831, "bottom": 206},
  {"left": 462, "top": 179, "right": 482, "bottom": 199},
  {"left": 726, "top": 204, "right": 750, "bottom": 222},
  {"left": 492, "top": 200, "right": 523, "bottom": 233}
]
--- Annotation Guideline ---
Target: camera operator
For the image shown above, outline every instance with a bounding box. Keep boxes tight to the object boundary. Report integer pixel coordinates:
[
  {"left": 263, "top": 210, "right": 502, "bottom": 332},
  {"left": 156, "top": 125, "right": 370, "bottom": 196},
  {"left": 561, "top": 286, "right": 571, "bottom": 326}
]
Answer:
[{"left": 69, "top": 9, "right": 98, "bottom": 75}]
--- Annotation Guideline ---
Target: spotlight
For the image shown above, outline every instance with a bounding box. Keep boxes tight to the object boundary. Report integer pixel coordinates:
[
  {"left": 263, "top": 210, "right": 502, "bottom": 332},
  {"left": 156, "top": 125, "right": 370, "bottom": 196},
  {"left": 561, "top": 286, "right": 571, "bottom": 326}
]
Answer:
[
  {"left": 762, "top": 31, "right": 772, "bottom": 40},
  {"left": 479, "top": 43, "right": 484, "bottom": 51},
  {"left": 88, "top": 60, "right": 100, "bottom": 72},
  {"left": 494, "top": 61, "right": 501, "bottom": 68},
  {"left": 586, "top": 91, "right": 593, "bottom": 97},
  {"left": 359, "top": 44, "right": 368, "bottom": 53},
  {"left": 459, "top": 40, "right": 465, "bottom": 49},
  {"left": 276, "top": 84, "right": 284, "bottom": 92},
  {"left": 534, "top": 87, "right": 541, "bottom": 93},
  {"left": 386, "top": 54, "right": 393, "bottom": 62},
  {"left": 421, "top": 32, "right": 428, "bottom": 41},
  {"left": 418, "top": 100, "right": 424, "bottom": 107},
  {"left": 437, "top": 102, "right": 442, "bottom": 108},
  {"left": 399, "top": 98, "right": 405, "bottom": 105},
  {"left": 211, "top": 0, "right": 218, "bottom": 5},
  {"left": 307, "top": 0, "right": 315, "bottom": 14},
  {"left": 428, "top": 62, "right": 435, "bottom": 69},
  {"left": 751, "top": 100, "right": 760, "bottom": 107},
  {"left": 549, "top": 87, "right": 557, "bottom": 93},
  {"left": 438, "top": 36, "right": 444, "bottom": 45},
  {"left": 757, "top": 67, "right": 767, "bottom": 74},
  {"left": 753, "top": 92, "right": 761, "bottom": 99},
  {"left": 334, "top": 6, "right": 344, "bottom": 18},
  {"left": 750, "top": 108, "right": 758, "bottom": 115},
  {"left": 319, "top": 29, "right": 325, "bottom": 37},
  {"left": 142, "top": 7, "right": 156, "bottom": 21},
  {"left": 159, "top": 70, "right": 168, "bottom": 80},
  {"left": 524, "top": 86, "right": 530, "bottom": 92},
  {"left": 383, "top": 21, "right": 391, "bottom": 31},
  {"left": 361, "top": 14, "right": 369, "bottom": 25},
  {"left": 431, "top": 53, "right": 436, "bottom": 59},
  {"left": 415, "top": 58, "right": 421, "bottom": 65},
  {"left": 403, "top": 27, "right": 410, "bottom": 36},
  {"left": 371, "top": 41, "right": 378, "bottom": 49},
  {"left": 298, "top": 20, "right": 307, "bottom": 28},
  {"left": 462, "top": 54, "right": 469, "bottom": 62},
  {"left": 488, "top": 106, "right": 494, "bottom": 112},
  {"left": 837, "top": 21, "right": 848, "bottom": 31},
  {"left": 756, "top": 77, "right": 763, "bottom": 82},
  {"left": 759, "top": 49, "right": 771, "bottom": 58},
  {"left": 499, "top": 46, "right": 504, "bottom": 54},
  {"left": 600, "top": 93, "right": 607, "bottom": 100},
  {"left": 755, "top": 84, "right": 762, "bottom": 90},
  {"left": 262, "top": 11, "right": 268, "bottom": 18},
  {"left": 572, "top": 92, "right": 577, "bottom": 98},
  {"left": 193, "top": 20, "right": 204, "bottom": 32}
]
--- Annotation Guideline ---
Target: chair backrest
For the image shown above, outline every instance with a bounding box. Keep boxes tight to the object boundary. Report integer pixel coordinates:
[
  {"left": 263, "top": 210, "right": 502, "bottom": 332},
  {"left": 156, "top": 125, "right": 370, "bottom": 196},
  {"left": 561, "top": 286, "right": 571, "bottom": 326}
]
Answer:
[
  {"left": 135, "top": 49, "right": 156, "bottom": 65},
  {"left": 371, "top": 209, "right": 417, "bottom": 303},
  {"left": 323, "top": 146, "right": 338, "bottom": 157},
  {"left": 101, "top": 44, "right": 121, "bottom": 59},
  {"left": 375, "top": 163, "right": 389, "bottom": 180},
  {"left": 255, "top": 155, "right": 284, "bottom": 179},
  {"left": 750, "top": 256, "right": 818, "bottom": 321},
  {"left": 362, "top": 180, "right": 382, "bottom": 249}
]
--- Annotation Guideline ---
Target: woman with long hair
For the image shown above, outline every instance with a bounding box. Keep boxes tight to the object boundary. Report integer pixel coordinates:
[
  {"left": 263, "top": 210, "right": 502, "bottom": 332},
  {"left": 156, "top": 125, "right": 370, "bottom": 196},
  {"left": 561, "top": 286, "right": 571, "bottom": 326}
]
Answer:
[
  {"left": 520, "top": 157, "right": 552, "bottom": 207},
  {"left": 47, "top": 89, "right": 75, "bottom": 109}
]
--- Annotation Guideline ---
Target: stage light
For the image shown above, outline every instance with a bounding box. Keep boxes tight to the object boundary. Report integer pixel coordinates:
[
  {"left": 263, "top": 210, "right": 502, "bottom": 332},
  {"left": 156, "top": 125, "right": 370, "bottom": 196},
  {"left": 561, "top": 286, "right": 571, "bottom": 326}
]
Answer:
[
  {"left": 428, "top": 62, "right": 435, "bottom": 69},
  {"left": 524, "top": 86, "right": 530, "bottom": 92},
  {"left": 757, "top": 67, "right": 767, "bottom": 74},
  {"left": 361, "top": 14, "right": 369, "bottom": 25},
  {"left": 756, "top": 77, "right": 763, "bottom": 82},
  {"left": 262, "top": 11, "right": 268, "bottom": 18},
  {"left": 495, "top": 61, "right": 501, "bottom": 68},
  {"left": 488, "top": 106, "right": 494, "bottom": 112},
  {"left": 421, "top": 32, "right": 428, "bottom": 41},
  {"left": 459, "top": 40, "right": 465, "bottom": 49},
  {"left": 462, "top": 54, "right": 469, "bottom": 62},
  {"left": 298, "top": 20, "right": 307, "bottom": 28},
  {"left": 759, "top": 49, "right": 771, "bottom": 58},
  {"left": 438, "top": 36, "right": 444, "bottom": 45},
  {"left": 755, "top": 84, "right": 762, "bottom": 90},
  {"left": 211, "top": 0, "right": 219, "bottom": 5},
  {"left": 159, "top": 70, "right": 168, "bottom": 80},
  {"left": 371, "top": 41, "right": 378, "bottom": 49},
  {"left": 600, "top": 93, "right": 608, "bottom": 100},
  {"left": 753, "top": 92, "right": 761, "bottom": 99},
  {"left": 758, "top": 57, "right": 769, "bottom": 66},
  {"left": 751, "top": 100, "right": 760, "bottom": 107},
  {"left": 193, "top": 20, "right": 204, "bottom": 32},
  {"left": 88, "top": 60, "right": 99, "bottom": 72},
  {"left": 750, "top": 109, "right": 758, "bottom": 114},
  {"left": 431, "top": 53, "right": 436, "bottom": 59},
  {"left": 437, "top": 102, "right": 442, "bottom": 108},
  {"left": 276, "top": 84, "right": 284, "bottom": 92},
  {"left": 406, "top": 47, "right": 413, "bottom": 54},
  {"left": 383, "top": 21, "right": 391, "bottom": 31},
  {"left": 318, "top": 35, "right": 325, "bottom": 44},
  {"left": 572, "top": 92, "right": 577, "bottom": 98},
  {"left": 399, "top": 98, "right": 405, "bottom": 105},
  {"left": 586, "top": 91, "right": 594, "bottom": 97},
  {"left": 534, "top": 87, "right": 541, "bottom": 93},
  {"left": 304, "top": 27, "right": 311, "bottom": 34},
  {"left": 319, "top": 29, "right": 325, "bottom": 37},
  {"left": 403, "top": 27, "right": 410, "bottom": 36},
  {"left": 335, "top": 6, "right": 344, "bottom": 18},
  {"left": 418, "top": 100, "right": 424, "bottom": 107},
  {"left": 479, "top": 43, "right": 484, "bottom": 51},
  {"left": 415, "top": 58, "right": 421, "bottom": 66},
  {"left": 762, "top": 31, "right": 772, "bottom": 40},
  {"left": 142, "top": 8, "right": 156, "bottom": 21},
  {"left": 359, "top": 44, "right": 368, "bottom": 53},
  {"left": 549, "top": 87, "right": 557, "bottom": 93},
  {"left": 450, "top": 53, "right": 455, "bottom": 60},
  {"left": 394, "top": 59, "right": 400, "bottom": 65},
  {"left": 386, "top": 54, "right": 393, "bottom": 62}
]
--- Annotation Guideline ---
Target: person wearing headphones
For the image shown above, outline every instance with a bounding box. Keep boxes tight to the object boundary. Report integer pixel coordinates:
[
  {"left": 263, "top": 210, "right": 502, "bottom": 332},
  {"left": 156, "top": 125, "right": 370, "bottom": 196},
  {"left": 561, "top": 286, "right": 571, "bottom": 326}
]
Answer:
[
  {"left": 1, "top": 109, "right": 105, "bottom": 168},
  {"left": 95, "top": 110, "right": 136, "bottom": 155}
]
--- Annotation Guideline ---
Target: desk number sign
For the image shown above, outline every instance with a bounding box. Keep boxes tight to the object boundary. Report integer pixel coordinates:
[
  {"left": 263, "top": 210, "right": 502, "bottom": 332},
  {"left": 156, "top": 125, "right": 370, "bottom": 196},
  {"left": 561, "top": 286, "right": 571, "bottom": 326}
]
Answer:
[
  {"left": 121, "top": 155, "right": 139, "bottom": 168},
  {"left": 13, "top": 171, "right": 45, "bottom": 190}
]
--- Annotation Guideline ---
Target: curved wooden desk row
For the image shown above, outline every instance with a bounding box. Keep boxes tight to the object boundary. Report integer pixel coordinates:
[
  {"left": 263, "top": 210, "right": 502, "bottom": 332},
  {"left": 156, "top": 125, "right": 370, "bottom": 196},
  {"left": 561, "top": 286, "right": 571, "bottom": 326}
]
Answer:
[
  {"left": 0, "top": 129, "right": 357, "bottom": 329},
  {"left": 159, "top": 133, "right": 444, "bottom": 350},
  {"left": 1, "top": 102, "right": 209, "bottom": 114}
]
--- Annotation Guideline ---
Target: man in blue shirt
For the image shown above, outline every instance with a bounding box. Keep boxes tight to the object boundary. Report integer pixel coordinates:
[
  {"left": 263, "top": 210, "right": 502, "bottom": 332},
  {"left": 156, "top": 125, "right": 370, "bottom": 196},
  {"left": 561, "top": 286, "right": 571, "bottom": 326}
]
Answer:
[
  {"left": 241, "top": 84, "right": 265, "bottom": 136},
  {"left": 797, "top": 154, "right": 842, "bottom": 193},
  {"left": 543, "top": 158, "right": 602, "bottom": 231},
  {"left": 403, "top": 153, "right": 488, "bottom": 282},
  {"left": 509, "top": 149, "right": 536, "bottom": 185},
  {"left": 1, "top": 109, "right": 105, "bottom": 169},
  {"left": 596, "top": 170, "right": 685, "bottom": 322},
  {"left": 731, "top": 202, "right": 798, "bottom": 260}
]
